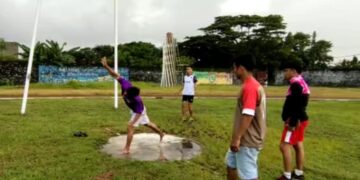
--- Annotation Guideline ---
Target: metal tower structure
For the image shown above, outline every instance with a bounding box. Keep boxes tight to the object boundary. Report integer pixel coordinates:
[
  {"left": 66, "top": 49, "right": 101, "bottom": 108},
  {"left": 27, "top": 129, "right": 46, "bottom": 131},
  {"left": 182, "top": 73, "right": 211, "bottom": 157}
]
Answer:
[{"left": 161, "top": 32, "right": 179, "bottom": 87}]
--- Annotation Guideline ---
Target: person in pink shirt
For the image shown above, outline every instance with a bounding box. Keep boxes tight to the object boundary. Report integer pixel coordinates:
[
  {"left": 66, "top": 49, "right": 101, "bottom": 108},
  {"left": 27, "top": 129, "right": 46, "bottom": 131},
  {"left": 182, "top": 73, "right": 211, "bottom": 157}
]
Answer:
[{"left": 277, "top": 60, "right": 310, "bottom": 180}]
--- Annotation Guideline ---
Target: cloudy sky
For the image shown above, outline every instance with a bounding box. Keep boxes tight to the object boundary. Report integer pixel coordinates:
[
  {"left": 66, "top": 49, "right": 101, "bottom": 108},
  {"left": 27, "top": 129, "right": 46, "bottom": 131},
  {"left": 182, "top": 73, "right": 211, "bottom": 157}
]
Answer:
[{"left": 1, "top": 0, "right": 359, "bottom": 60}]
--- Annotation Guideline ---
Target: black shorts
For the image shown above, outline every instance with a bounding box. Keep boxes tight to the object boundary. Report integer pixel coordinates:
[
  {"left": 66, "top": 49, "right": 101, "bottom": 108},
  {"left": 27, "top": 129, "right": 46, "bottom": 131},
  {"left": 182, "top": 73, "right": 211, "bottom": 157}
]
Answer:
[{"left": 182, "top": 95, "right": 194, "bottom": 103}]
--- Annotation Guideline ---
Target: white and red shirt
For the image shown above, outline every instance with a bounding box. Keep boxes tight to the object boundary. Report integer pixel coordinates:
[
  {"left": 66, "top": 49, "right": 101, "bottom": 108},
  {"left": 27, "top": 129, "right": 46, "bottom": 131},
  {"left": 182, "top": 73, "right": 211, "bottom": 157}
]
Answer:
[{"left": 234, "top": 76, "right": 266, "bottom": 148}]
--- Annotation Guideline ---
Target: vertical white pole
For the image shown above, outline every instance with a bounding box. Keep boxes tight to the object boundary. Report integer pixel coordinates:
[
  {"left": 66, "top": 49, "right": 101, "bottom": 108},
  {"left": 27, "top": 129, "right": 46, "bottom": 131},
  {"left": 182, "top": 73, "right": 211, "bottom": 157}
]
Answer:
[
  {"left": 114, "top": 0, "right": 118, "bottom": 109},
  {"left": 165, "top": 44, "right": 170, "bottom": 87},
  {"left": 161, "top": 43, "right": 165, "bottom": 87},
  {"left": 175, "top": 39, "right": 180, "bottom": 82},
  {"left": 161, "top": 42, "right": 167, "bottom": 87},
  {"left": 21, "top": 0, "right": 42, "bottom": 115},
  {"left": 168, "top": 43, "right": 174, "bottom": 86}
]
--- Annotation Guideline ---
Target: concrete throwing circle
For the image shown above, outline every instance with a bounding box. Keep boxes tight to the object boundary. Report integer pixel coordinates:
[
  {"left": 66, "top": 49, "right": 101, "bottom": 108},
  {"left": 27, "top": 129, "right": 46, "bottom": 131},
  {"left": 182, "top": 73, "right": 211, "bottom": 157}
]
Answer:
[{"left": 101, "top": 133, "right": 201, "bottom": 161}]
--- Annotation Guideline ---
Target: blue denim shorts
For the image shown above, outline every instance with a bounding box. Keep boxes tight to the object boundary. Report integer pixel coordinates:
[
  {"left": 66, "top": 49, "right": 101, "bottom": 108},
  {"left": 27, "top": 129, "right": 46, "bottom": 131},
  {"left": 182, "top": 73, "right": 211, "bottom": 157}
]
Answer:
[{"left": 225, "top": 146, "right": 260, "bottom": 179}]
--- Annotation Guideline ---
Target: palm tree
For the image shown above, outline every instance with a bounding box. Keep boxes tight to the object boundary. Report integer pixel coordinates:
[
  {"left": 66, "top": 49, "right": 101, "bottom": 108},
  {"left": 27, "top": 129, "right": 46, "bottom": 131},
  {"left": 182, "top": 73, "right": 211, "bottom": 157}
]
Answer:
[
  {"left": 18, "top": 42, "right": 47, "bottom": 63},
  {"left": 43, "top": 40, "right": 76, "bottom": 66},
  {"left": 19, "top": 40, "right": 78, "bottom": 66}
]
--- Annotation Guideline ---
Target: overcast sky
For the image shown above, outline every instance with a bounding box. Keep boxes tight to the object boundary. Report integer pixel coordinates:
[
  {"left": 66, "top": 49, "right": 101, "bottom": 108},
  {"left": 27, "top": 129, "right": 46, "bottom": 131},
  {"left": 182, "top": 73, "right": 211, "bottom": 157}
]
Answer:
[{"left": 1, "top": 0, "right": 359, "bottom": 61}]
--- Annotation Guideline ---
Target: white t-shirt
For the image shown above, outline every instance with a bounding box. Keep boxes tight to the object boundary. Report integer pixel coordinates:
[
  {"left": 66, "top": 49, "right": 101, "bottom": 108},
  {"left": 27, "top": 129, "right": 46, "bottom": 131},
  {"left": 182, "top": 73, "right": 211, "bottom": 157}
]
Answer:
[{"left": 182, "top": 75, "right": 197, "bottom": 96}]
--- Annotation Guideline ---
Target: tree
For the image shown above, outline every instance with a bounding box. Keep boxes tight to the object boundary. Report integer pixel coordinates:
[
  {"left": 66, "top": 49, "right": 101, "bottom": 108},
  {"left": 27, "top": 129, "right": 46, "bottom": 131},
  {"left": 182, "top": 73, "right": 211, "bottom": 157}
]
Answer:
[
  {"left": 0, "top": 38, "right": 7, "bottom": 60},
  {"left": 19, "top": 40, "right": 76, "bottom": 66},
  {"left": 18, "top": 42, "right": 47, "bottom": 62},
  {"left": 352, "top": 56, "right": 359, "bottom": 65},
  {"left": 118, "top": 42, "right": 162, "bottom": 69},
  {"left": 180, "top": 15, "right": 288, "bottom": 82},
  {"left": 66, "top": 45, "right": 114, "bottom": 66},
  {"left": 177, "top": 56, "right": 195, "bottom": 67},
  {"left": 180, "top": 15, "right": 334, "bottom": 82},
  {"left": 43, "top": 40, "right": 76, "bottom": 66},
  {"left": 281, "top": 31, "right": 333, "bottom": 70},
  {"left": 334, "top": 56, "right": 360, "bottom": 70},
  {"left": 308, "top": 40, "right": 333, "bottom": 69},
  {"left": 179, "top": 35, "right": 235, "bottom": 68},
  {"left": 18, "top": 40, "right": 163, "bottom": 68},
  {"left": 68, "top": 47, "right": 97, "bottom": 66},
  {"left": 0, "top": 38, "right": 5, "bottom": 51},
  {"left": 282, "top": 32, "right": 311, "bottom": 70},
  {"left": 93, "top": 45, "right": 114, "bottom": 58}
]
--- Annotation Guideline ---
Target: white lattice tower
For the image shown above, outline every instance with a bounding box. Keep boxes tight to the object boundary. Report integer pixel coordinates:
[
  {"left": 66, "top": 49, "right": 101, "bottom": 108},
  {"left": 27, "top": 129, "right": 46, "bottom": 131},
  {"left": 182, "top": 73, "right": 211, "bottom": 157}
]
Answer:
[{"left": 161, "top": 32, "right": 179, "bottom": 87}]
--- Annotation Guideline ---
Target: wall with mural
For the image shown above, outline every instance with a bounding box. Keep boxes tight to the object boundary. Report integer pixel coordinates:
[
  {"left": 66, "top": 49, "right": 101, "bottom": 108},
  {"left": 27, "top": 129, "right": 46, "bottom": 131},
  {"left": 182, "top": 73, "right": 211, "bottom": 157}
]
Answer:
[
  {"left": 38, "top": 65, "right": 129, "bottom": 83},
  {"left": 274, "top": 70, "right": 360, "bottom": 87},
  {"left": 193, "top": 71, "right": 233, "bottom": 85},
  {"left": 1, "top": 62, "right": 358, "bottom": 86}
]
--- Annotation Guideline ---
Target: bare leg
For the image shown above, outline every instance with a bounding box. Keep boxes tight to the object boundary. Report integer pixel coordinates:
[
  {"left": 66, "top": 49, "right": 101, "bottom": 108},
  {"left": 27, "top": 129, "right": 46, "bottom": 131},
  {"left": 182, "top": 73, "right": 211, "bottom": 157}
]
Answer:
[
  {"left": 145, "top": 122, "right": 164, "bottom": 141},
  {"left": 182, "top": 102, "right": 188, "bottom": 119},
  {"left": 159, "top": 145, "right": 167, "bottom": 161},
  {"left": 294, "top": 142, "right": 305, "bottom": 170},
  {"left": 227, "top": 167, "right": 238, "bottom": 180},
  {"left": 188, "top": 103, "right": 193, "bottom": 117},
  {"left": 280, "top": 142, "right": 293, "bottom": 173},
  {"left": 122, "top": 125, "right": 135, "bottom": 154}
]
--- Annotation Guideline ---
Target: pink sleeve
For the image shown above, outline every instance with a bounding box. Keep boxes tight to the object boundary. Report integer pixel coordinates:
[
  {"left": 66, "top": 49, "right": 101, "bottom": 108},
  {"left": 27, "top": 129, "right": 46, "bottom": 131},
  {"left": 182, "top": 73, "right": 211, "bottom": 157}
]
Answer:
[{"left": 241, "top": 86, "right": 258, "bottom": 116}]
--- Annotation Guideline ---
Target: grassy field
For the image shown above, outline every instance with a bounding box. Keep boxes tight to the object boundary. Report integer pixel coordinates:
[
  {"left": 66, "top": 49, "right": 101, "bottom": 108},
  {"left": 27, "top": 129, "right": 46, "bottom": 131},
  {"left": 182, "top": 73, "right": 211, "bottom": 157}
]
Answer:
[
  {"left": 0, "top": 98, "right": 359, "bottom": 180},
  {"left": 0, "top": 81, "right": 360, "bottom": 99}
]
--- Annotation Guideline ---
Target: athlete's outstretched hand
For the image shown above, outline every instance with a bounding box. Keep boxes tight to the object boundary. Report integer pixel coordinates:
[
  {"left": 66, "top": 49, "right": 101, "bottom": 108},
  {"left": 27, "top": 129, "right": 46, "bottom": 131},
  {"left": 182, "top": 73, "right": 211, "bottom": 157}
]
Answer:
[{"left": 101, "top": 57, "right": 108, "bottom": 67}]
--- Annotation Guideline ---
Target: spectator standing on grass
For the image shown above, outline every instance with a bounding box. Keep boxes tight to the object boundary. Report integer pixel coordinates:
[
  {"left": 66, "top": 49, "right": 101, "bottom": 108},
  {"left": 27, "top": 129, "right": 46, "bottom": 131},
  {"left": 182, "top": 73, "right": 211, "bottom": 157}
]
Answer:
[
  {"left": 277, "top": 60, "right": 310, "bottom": 180},
  {"left": 226, "top": 54, "right": 267, "bottom": 180},
  {"left": 179, "top": 66, "right": 198, "bottom": 121}
]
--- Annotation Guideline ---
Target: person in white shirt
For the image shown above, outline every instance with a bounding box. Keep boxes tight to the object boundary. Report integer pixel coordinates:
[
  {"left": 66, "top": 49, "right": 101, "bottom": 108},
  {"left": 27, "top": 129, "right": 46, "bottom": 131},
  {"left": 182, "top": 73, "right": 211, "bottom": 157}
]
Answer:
[{"left": 179, "top": 66, "right": 198, "bottom": 121}]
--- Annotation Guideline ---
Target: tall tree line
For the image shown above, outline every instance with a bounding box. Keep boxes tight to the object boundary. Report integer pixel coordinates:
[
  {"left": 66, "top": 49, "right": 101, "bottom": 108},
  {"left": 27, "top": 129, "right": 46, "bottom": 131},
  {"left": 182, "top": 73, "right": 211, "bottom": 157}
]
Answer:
[{"left": 12, "top": 15, "right": 343, "bottom": 77}]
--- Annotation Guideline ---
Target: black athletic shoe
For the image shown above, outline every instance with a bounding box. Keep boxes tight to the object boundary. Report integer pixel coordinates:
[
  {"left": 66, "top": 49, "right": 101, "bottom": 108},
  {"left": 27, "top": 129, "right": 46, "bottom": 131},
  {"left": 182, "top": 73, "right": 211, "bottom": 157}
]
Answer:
[
  {"left": 73, "top": 131, "right": 88, "bottom": 137},
  {"left": 276, "top": 175, "right": 291, "bottom": 180},
  {"left": 291, "top": 172, "right": 305, "bottom": 180}
]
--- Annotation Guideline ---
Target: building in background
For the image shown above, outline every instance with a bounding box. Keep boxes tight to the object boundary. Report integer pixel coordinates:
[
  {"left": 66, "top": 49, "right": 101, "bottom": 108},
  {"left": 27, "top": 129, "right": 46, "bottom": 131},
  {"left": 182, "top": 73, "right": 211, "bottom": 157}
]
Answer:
[{"left": 0, "top": 39, "right": 20, "bottom": 60}]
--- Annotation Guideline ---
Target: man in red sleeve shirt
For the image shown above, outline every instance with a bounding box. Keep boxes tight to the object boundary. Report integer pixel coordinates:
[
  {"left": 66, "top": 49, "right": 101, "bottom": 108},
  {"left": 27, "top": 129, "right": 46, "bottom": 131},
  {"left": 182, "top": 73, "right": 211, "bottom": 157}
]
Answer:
[{"left": 226, "top": 55, "right": 266, "bottom": 180}]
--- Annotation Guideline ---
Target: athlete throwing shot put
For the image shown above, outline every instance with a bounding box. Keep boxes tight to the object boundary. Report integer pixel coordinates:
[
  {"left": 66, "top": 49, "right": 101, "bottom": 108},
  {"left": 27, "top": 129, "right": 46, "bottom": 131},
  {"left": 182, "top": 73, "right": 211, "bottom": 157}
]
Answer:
[{"left": 101, "top": 57, "right": 165, "bottom": 154}]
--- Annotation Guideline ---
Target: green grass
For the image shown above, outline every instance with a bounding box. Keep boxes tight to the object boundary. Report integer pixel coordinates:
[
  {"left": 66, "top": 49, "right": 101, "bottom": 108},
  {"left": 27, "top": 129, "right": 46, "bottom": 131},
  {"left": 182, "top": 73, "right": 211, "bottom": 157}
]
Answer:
[
  {"left": 1, "top": 81, "right": 360, "bottom": 99},
  {"left": 0, "top": 99, "right": 360, "bottom": 179}
]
